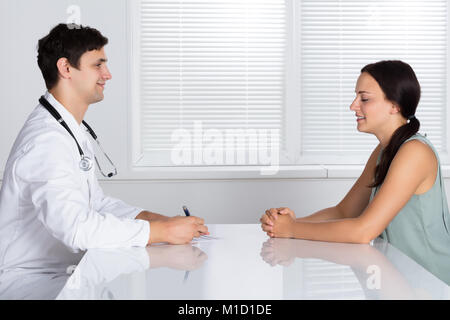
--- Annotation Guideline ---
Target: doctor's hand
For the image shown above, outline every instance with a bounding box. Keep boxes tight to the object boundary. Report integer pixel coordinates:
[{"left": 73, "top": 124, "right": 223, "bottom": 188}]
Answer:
[{"left": 148, "top": 216, "right": 209, "bottom": 245}]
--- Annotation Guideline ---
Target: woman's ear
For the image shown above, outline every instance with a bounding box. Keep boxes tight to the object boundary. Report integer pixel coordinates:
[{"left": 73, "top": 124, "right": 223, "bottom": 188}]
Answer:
[{"left": 390, "top": 103, "right": 401, "bottom": 115}]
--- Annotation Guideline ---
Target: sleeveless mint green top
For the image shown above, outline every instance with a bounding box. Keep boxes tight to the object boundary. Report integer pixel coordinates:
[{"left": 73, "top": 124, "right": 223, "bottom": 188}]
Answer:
[{"left": 370, "top": 133, "right": 450, "bottom": 285}]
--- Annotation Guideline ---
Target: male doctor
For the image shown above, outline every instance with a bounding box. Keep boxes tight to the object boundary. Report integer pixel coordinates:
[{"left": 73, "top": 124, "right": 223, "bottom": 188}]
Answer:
[{"left": 0, "top": 23, "right": 208, "bottom": 272}]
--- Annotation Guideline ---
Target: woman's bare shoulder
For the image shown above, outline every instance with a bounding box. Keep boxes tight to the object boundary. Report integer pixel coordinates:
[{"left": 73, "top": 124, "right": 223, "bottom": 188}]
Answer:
[{"left": 397, "top": 138, "right": 437, "bottom": 164}]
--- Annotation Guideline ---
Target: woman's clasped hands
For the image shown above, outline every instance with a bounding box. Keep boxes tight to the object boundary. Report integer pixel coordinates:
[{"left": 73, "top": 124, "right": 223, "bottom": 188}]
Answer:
[{"left": 260, "top": 207, "right": 296, "bottom": 238}]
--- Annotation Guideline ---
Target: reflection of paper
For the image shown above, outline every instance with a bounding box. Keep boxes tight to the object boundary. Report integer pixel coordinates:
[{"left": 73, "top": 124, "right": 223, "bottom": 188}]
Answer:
[
  {"left": 192, "top": 235, "right": 220, "bottom": 242},
  {"left": 148, "top": 235, "right": 219, "bottom": 246}
]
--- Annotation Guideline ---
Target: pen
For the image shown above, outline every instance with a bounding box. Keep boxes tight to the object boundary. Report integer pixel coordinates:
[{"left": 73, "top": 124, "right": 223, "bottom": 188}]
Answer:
[
  {"left": 183, "top": 270, "right": 190, "bottom": 284},
  {"left": 183, "top": 205, "right": 212, "bottom": 238},
  {"left": 182, "top": 205, "right": 191, "bottom": 216},
  {"left": 183, "top": 205, "right": 211, "bottom": 238},
  {"left": 182, "top": 206, "right": 191, "bottom": 284}
]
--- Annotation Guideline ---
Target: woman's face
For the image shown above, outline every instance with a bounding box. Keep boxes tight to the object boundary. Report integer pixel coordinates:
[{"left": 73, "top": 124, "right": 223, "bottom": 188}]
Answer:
[{"left": 349, "top": 72, "right": 399, "bottom": 134}]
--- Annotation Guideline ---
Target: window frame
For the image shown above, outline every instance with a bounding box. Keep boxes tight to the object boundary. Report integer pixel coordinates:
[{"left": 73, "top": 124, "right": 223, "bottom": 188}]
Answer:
[{"left": 127, "top": 0, "right": 450, "bottom": 180}]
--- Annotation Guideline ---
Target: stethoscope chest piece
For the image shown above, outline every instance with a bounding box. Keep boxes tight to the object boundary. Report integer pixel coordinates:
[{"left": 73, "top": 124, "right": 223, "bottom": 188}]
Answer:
[{"left": 79, "top": 156, "right": 93, "bottom": 171}]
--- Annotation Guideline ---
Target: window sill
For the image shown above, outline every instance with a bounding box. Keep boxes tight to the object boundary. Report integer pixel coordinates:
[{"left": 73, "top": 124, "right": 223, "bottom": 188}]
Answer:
[
  {"left": 2, "top": 166, "right": 449, "bottom": 182},
  {"left": 124, "top": 165, "right": 328, "bottom": 180},
  {"left": 118, "top": 165, "right": 366, "bottom": 181},
  {"left": 106, "top": 164, "right": 450, "bottom": 181}
]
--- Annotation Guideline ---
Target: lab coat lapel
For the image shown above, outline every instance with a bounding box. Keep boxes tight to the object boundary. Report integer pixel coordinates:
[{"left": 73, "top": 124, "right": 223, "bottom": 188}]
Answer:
[{"left": 43, "top": 91, "right": 89, "bottom": 149}]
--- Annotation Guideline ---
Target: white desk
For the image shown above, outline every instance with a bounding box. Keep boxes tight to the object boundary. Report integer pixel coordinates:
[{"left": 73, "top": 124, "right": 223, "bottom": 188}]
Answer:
[
  {"left": 54, "top": 224, "right": 449, "bottom": 300},
  {"left": 1, "top": 224, "right": 448, "bottom": 300}
]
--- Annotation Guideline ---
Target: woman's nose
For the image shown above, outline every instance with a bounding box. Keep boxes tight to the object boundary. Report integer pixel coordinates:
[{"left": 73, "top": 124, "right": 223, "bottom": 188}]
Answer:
[{"left": 349, "top": 98, "right": 359, "bottom": 111}]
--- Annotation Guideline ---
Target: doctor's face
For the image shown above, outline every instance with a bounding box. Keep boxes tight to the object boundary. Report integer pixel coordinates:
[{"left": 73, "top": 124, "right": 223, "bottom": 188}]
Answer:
[{"left": 70, "top": 47, "right": 112, "bottom": 105}]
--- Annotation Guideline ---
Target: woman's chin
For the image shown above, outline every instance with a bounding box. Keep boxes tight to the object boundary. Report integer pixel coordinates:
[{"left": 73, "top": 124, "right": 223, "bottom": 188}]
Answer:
[{"left": 356, "top": 124, "right": 369, "bottom": 134}]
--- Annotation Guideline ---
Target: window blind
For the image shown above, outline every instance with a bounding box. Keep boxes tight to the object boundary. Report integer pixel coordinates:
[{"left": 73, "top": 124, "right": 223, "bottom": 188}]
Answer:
[
  {"left": 135, "top": 0, "right": 448, "bottom": 168},
  {"left": 300, "top": 0, "right": 448, "bottom": 161},
  {"left": 137, "top": 0, "right": 287, "bottom": 166}
]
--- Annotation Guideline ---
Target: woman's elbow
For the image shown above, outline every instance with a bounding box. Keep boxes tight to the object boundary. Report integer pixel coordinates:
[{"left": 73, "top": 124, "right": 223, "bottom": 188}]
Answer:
[
  {"left": 351, "top": 219, "right": 378, "bottom": 244},
  {"left": 353, "top": 235, "right": 373, "bottom": 245}
]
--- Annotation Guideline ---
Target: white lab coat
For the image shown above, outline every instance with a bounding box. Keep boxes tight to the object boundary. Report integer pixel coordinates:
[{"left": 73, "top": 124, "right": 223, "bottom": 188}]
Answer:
[{"left": 0, "top": 92, "right": 150, "bottom": 273}]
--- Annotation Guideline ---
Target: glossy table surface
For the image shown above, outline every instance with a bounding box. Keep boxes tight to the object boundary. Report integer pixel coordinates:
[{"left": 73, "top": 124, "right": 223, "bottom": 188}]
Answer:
[
  {"left": 57, "top": 224, "right": 450, "bottom": 300},
  {"left": 2, "top": 224, "right": 449, "bottom": 299}
]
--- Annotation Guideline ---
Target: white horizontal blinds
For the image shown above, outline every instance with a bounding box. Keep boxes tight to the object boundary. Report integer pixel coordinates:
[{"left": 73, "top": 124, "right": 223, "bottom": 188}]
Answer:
[
  {"left": 139, "top": 0, "right": 287, "bottom": 165},
  {"left": 300, "top": 0, "right": 447, "bottom": 159}
]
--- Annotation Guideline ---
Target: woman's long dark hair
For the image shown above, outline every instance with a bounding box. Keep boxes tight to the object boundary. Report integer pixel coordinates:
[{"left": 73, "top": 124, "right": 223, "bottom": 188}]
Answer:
[{"left": 361, "top": 60, "right": 421, "bottom": 188}]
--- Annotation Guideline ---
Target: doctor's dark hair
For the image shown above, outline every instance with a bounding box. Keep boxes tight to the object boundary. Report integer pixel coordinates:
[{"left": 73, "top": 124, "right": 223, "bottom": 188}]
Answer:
[
  {"left": 361, "top": 60, "right": 421, "bottom": 189},
  {"left": 37, "top": 23, "right": 108, "bottom": 90}
]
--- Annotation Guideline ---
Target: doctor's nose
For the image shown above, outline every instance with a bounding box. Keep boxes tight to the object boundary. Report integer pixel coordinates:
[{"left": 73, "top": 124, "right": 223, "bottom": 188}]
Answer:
[{"left": 103, "top": 66, "right": 112, "bottom": 81}]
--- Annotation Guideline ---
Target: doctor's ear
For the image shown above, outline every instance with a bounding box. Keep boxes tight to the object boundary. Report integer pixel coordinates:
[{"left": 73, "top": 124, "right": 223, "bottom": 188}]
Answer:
[{"left": 56, "top": 57, "right": 72, "bottom": 80}]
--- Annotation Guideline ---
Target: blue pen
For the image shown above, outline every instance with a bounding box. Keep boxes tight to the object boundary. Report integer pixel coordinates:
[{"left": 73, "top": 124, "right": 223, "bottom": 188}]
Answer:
[{"left": 182, "top": 205, "right": 191, "bottom": 216}]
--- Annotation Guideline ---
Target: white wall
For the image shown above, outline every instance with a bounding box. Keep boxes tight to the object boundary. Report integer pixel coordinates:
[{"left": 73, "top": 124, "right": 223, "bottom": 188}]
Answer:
[
  {"left": 98, "top": 178, "right": 354, "bottom": 223},
  {"left": 2, "top": 0, "right": 450, "bottom": 224},
  {"left": 0, "top": 0, "right": 131, "bottom": 173}
]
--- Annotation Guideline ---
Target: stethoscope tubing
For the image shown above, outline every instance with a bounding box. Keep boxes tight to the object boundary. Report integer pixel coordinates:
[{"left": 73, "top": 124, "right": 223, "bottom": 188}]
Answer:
[{"left": 39, "top": 96, "right": 117, "bottom": 177}]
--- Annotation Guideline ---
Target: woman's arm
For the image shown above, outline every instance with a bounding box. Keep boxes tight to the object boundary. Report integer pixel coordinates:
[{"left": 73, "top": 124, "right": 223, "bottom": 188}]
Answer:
[
  {"left": 262, "top": 143, "right": 382, "bottom": 227},
  {"left": 296, "top": 206, "right": 347, "bottom": 222},
  {"left": 333, "top": 143, "right": 382, "bottom": 219},
  {"left": 266, "top": 140, "right": 436, "bottom": 243}
]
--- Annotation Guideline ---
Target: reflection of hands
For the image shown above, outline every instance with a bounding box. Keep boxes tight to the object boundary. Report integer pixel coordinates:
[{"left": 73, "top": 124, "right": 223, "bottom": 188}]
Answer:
[
  {"left": 146, "top": 244, "right": 208, "bottom": 271},
  {"left": 260, "top": 237, "right": 387, "bottom": 268},
  {"left": 260, "top": 238, "right": 296, "bottom": 267},
  {"left": 259, "top": 237, "right": 416, "bottom": 299},
  {"left": 261, "top": 237, "right": 381, "bottom": 267}
]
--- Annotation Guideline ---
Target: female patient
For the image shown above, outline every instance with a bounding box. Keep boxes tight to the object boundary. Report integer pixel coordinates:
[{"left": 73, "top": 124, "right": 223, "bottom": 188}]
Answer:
[{"left": 260, "top": 60, "right": 450, "bottom": 277}]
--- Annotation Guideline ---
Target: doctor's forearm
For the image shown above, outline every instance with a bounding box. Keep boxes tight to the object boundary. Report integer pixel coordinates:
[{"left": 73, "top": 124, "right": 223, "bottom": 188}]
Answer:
[{"left": 135, "top": 210, "right": 169, "bottom": 222}]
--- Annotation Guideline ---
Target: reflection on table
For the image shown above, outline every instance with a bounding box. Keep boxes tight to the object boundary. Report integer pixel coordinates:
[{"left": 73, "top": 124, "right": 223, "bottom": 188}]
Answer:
[
  {"left": 260, "top": 237, "right": 449, "bottom": 299},
  {"left": 1, "top": 225, "right": 448, "bottom": 300}
]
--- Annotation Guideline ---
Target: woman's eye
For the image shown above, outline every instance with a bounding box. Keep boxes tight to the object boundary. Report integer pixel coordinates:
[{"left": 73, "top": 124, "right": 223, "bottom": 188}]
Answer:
[{"left": 361, "top": 98, "right": 369, "bottom": 102}]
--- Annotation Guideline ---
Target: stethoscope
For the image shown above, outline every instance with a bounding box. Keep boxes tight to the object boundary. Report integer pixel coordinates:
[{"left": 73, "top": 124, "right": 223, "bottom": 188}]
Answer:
[{"left": 39, "top": 96, "right": 118, "bottom": 178}]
